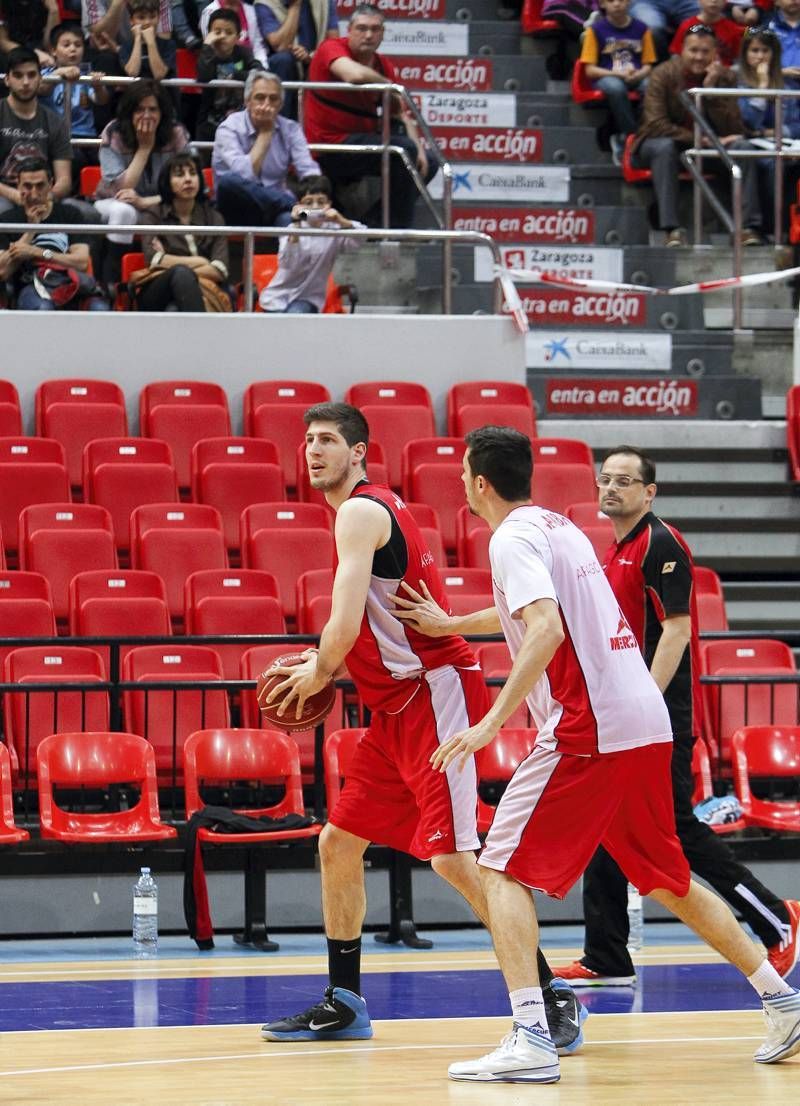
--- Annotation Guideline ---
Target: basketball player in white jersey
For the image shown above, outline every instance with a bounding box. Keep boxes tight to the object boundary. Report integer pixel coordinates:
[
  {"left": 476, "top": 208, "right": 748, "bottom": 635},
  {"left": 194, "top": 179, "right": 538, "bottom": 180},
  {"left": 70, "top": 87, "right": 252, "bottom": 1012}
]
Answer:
[{"left": 393, "top": 426, "right": 800, "bottom": 1084}]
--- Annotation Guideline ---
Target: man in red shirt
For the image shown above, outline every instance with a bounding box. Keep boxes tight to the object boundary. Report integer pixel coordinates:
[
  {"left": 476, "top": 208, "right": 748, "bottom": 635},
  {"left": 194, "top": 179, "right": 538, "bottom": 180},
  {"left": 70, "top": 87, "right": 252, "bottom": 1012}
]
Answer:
[
  {"left": 304, "top": 3, "right": 437, "bottom": 227},
  {"left": 670, "top": 0, "right": 745, "bottom": 66}
]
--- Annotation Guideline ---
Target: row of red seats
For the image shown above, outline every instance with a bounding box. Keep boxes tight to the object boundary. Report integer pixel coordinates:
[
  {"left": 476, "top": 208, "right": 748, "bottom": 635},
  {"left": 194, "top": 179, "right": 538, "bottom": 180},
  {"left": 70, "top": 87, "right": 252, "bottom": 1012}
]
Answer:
[
  {"left": 2, "top": 720, "right": 797, "bottom": 849},
  {"left": 2, "top": 377, "right": 539, "bottom": 491}
]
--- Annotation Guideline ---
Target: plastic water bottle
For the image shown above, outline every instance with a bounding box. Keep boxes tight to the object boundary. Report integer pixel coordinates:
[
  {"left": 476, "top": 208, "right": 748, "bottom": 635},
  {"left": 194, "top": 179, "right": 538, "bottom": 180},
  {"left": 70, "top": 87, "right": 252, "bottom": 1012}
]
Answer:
[
  {"left": 133, "top": 867, "right": 158, "bottom": 958},
  {"left": 627, "top": 884, "right": 644, "bottom": 952}
]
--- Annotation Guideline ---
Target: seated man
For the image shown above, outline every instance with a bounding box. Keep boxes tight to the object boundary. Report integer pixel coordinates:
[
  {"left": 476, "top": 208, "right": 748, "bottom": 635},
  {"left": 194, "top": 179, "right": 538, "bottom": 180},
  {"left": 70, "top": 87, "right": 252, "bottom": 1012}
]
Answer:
[
  {"left": 254, "top": 0, "right": 338, "bottom": 117},
  {"left": 0, "top": 48, "right": 73, "bottom": 215},
  {"left": 632, "top": 25, "right": 764, "bottom": 246},
  {"left": 212, "top": 69, "right": 320, "bottom": 227},
  {"left": 0, "top": 154, "right": 108, "bottom": 310},
  {"left": 305, "top": 3, "right": 436, "bottom": 228}
]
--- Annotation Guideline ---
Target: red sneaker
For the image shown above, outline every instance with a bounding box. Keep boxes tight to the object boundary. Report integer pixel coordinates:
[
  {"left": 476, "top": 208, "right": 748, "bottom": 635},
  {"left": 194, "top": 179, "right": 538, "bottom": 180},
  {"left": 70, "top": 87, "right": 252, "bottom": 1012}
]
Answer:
[
  {"left": 767, "top": 900, "right": 800, "bottom": 979},
  {"left": 552, "top": 961, "right": 635, "bottom": 987}
]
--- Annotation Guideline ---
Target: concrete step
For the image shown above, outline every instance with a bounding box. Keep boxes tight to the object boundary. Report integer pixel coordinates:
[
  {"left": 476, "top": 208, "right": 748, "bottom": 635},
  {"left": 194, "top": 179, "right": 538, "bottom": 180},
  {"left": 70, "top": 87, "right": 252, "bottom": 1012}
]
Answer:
[
  {"left": 654, "top": 494, "right": 800, "bottom": 522},
  {"left": 468, "top": 20, "right": 528, "bottom": 53},
  {"left": 660, "top": 529, "right": 800, "bottom": 573},
  {"left": 724, "top": 582, "right": 800, "bottom": 633},
  {"left": 536, "top": 419, "right": 788, "bottom": 451}
]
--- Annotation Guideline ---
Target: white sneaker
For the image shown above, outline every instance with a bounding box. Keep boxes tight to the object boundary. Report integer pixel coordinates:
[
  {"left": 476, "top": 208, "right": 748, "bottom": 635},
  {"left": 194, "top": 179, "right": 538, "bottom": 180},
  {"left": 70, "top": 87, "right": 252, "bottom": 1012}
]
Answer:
[
  {"left": 448, "top": 1024, "right": 560, "bottom": 1083},
  {"left": 754, "top": 991, "right": 800, "bottom": 1063}
]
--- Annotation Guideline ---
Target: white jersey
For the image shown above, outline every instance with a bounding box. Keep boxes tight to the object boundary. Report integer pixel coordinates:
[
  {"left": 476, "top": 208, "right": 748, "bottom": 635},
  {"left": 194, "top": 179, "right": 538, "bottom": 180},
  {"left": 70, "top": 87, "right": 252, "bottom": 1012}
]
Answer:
[{"left": 490, "top": 505, "right": 672, "bottom": 756}]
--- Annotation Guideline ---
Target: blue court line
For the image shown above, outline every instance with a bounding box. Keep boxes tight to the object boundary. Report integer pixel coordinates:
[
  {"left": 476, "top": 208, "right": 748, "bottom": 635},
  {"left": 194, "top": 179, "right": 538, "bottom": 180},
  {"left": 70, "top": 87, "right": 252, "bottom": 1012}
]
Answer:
[{"left": 0, "top": 964, "right": 763, "bottom": 1033}]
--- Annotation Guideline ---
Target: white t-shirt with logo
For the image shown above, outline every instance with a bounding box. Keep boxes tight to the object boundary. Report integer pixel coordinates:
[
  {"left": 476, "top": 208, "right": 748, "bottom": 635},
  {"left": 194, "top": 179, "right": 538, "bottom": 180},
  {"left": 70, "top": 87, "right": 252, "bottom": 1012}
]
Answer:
[{"left": 489, "top": 505, "right": 672, "bottom": 756}]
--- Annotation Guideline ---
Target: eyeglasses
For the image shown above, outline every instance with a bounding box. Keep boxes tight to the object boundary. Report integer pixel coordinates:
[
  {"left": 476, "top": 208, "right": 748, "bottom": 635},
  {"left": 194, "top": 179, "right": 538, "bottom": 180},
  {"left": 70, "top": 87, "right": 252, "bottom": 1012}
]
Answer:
[
  {"left": 744, "top": 27, "right": 778, "bottom": 40},
  {"left": 596, "top": 474, "right": 646, "bottom": 489},
  {"left": 685, "top": 24, "right": 716, "bottom": 38}
]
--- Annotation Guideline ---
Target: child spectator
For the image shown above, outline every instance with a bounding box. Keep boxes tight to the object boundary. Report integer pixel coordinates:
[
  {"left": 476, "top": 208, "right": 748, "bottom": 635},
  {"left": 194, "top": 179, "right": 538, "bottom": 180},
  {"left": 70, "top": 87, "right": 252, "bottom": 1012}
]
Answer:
[
  {"left": 196, "top": 7, "right": 263, "bottom": 141},
  {"left": 671, "top": 0, "right": 746, "bottom": 65},
  {"left": 120, "top": 0, "right": 176, "bottom": 78},
  {"left": 135, "top": 151, "right": 232, "bottom": 311},
  {"left": 579, "top": 0, "right": 655, "bottom": 163},
  {"left": 260, "top": 174, "right": 363, "bottom": 313},
  {"left": 40, "top": 22, "right": 110, "bottom": 183},
  {"left": 200, "top": 1, "right": 268, "bottom": 66}
]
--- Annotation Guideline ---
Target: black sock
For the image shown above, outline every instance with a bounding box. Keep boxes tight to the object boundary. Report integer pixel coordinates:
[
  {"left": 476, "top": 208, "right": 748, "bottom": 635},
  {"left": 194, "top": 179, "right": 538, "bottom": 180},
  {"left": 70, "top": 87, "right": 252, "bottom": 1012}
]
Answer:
[
  {"left": 327, "top": 937, "right": 362, "bottom": 996},
  {"left": 537, "top": 946, "right": 554, "bottom": 988}
]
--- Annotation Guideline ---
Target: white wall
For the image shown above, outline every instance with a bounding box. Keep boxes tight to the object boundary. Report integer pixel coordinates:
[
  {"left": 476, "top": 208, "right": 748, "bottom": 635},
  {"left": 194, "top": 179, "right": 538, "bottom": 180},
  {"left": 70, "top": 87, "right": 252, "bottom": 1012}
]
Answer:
[{"left": 3, "top": 313, "right": 525, "bottom": 433}]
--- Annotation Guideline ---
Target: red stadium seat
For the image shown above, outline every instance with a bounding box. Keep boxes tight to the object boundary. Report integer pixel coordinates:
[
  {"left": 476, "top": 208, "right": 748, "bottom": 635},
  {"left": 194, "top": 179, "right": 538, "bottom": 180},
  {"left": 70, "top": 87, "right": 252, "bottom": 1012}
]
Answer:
[
  {"left": 403, "top": 502, "right": 441, "bottom": 530},
  {"left": 3, "top": 646, "right": 109, "bottom": 788},
  {"left": 402, "top": 438, "right": 465, "bottom": 553},
  {"left": 476, "top": 729, "right": 536, "bottom": 834},
  {"left": 345, "top": 381, "right": 433, "bottom": 409},
  {"left": 700, "top": 640, "right": 798, "bottom": 772},
  {"left": 0, "top": 437, "right": 70, "bottom": 555},
  {"left": 185, "top": 569, "right": 286, "bottom": 679},
  {"left": 455, "top": 506, "right": 491, "bottom": 570},
  {"left": 296, "top": 568, "right": 334, "bottom": 635},
  {"left": 0, "top": 381, "right": 22, "bottom": 436},
  {"left": 18, "top": 503, "right": 117, "bottom": 622},
  {"left": 622, "top": 133, "right": 653, "bottom": 184},
  {"left": 240, "top": 503, "right": 333, "bottom": 621},
  {"left": 244, "top": 380, "right": 331, "bottom": 487},
  {"left": 787, "top": 385, "right": 800, "bottom": 481},
  {"left": 35, "top": 379, "right": 128, "bottom": 487},
  {"left": 533, "top": 463, "right": 597, "bottom": 515},
  {"left": 694, "top": 565, "right": 724, "bottom": 597},
  {"left": 192, "top": 437, "right": 284, "bottom": 549},
  {"left": 691, "top": 736, "right": 746, "bottom": 833},
  {"left": 69, "top": 570, "right": 171, "bottom": 669},
  {"left": 447, "top": 381, "right": 535, "bottom": 439},
  {"left": 37, "top": 731, "right": 177, "bottom": 842},
  {"left": 295, "top": 440, "right": 386, "bottom": 506},
  {"left": 83, "top": 438, "right": 179, "bottom": 553},
  {"left": 441, "top": 568, "right": 493, "bottom": 616},
  {"left": 79, "top": 164, "right": 101, "bottom": 199},
  {"left": 324, "top": 727, "right": 367, "bottom": 809},
  {"left": 0, "top": 571, "right": 56, "bottom": 675},
  {"left": 580, "top": 523, "right": 614, "bottom": 560},
  {"left": 731, "top": 725, "right": 800, "bottom": 832},
  {"left": 571, "top": 59, "right": 641, "bottom": 108},
  {"left": 123, "top": 645, "right": 230, "bottom": 783},
  {"left": 696, "top": 591, "right": 729, "bottom": 634},
  {"left": 140, "top": 381, "right": 231, "bottom": 491},
  {"left": 521, "top": 0, "right": 559, "bottom": 33},
  {"left": 0, "top": 743, "right": 28, "bottom": 843},
  {"left": 476, "top": 643, "right": 530, "bottom": 731},
  {"left": 130, "top": 503, "right": 227, "bottom": 623},
  {"left": 361, "top": 404, "right": 436, "bottom": 489},
  {"left": 533, "top": 438, "right": 594, "bottom": 468},
  {"left": 566, "top": 501, "right": 611, "bottom": 527}
]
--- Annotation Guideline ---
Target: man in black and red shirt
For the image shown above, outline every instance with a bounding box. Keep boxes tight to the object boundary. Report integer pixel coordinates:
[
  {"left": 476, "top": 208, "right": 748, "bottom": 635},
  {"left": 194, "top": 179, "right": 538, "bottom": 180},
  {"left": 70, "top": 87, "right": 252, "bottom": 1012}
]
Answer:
[{"left": 555, "top": 444, "right": 799, "bottom": 986}]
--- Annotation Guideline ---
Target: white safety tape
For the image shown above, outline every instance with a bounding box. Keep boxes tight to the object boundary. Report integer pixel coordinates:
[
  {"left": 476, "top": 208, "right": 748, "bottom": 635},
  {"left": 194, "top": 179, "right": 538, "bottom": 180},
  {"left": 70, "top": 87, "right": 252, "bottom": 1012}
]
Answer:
[{"left": 496, "top": 263, "right": 800, "bottom": 300}]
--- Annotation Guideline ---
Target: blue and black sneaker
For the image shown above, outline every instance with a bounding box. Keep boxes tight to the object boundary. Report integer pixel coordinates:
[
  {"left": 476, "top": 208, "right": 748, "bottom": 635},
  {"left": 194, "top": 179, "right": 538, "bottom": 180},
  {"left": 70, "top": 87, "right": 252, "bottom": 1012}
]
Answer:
[
  {"left": 261, "top": 985, "right": 373, "bottom": 1042},
  {"left": 545, "top": 978, "right": 588, "bottom": 1056}
]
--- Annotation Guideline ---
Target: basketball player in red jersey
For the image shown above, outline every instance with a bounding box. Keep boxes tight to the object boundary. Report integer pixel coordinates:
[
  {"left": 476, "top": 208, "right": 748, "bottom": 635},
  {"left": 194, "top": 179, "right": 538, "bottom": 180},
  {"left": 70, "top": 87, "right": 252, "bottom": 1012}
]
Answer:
[
  {"left": 394, "top": 426, "right": 800, "bottom": 1083},
  {"left": 259, "top": 403, "right": 585, "bottom": 1049}
]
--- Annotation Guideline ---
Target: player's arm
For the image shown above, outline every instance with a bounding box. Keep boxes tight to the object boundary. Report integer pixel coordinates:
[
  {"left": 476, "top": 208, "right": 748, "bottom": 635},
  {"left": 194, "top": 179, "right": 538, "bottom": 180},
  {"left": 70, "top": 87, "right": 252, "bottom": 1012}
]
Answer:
[
  {"left": 390, "top": 578, "right": 502, "bottom": 635},
  {"left": 265, "top": 498, "right": 389, "bottom": 718},
  {"left": 650, "top": 614, "right": 691, "bottom": 694},
  {"left": 431, "top": 598, "right": 564, "bottom": 772}
]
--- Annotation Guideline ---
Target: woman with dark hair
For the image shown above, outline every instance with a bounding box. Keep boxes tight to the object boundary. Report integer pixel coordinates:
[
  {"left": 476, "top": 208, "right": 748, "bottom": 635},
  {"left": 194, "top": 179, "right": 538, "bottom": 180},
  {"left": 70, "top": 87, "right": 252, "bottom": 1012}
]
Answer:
[
  {"left": 132, "top": 151, "right": 232, "bottom": 312},
  {"left": 94, "top": 79, "right": 190, "bottom": 281}
]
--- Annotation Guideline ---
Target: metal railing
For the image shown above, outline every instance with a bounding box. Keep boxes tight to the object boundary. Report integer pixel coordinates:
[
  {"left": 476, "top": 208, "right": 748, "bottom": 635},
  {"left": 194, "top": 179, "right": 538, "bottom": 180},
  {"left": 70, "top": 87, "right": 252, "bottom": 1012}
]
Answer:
[
  {"left": 49, "top": 74, "right": 456, "bottom": 311},
  {"left": 681, "top": 86, "right": 800, "bottom": 330},
  {"left": 0, "top": 220, "right": 501, "bottom": 314}
]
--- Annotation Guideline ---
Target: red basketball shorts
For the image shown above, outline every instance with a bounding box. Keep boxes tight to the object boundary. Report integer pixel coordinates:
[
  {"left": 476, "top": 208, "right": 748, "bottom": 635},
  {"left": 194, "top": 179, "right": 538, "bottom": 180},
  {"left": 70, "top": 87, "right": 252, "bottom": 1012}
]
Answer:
[
  {"left": 330, "top": 665, "right": 489, "bottom": 861},
  {"left": 479, "top": 740, "right": 691, "bottom": 898}
]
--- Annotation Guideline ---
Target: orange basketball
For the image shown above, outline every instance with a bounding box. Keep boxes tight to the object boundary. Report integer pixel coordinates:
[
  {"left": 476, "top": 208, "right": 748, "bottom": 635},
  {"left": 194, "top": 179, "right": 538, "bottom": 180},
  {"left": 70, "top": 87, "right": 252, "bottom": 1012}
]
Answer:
[{"left": 255, "top": 652, "right": 336, "bottom": 733}]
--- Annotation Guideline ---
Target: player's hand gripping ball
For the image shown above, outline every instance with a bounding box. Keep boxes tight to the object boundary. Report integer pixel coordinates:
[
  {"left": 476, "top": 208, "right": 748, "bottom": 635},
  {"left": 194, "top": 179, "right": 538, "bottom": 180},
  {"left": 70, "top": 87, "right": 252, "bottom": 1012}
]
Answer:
[{"left": 256, "top": 653, "right": 336, "bottom": 732}]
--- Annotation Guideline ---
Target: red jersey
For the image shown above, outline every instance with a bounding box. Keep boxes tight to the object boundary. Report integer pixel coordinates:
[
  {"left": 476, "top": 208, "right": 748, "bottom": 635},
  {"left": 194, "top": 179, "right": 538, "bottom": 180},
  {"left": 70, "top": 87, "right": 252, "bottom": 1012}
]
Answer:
[
  {"left": 341, "top": 481, "right": 477, "bottom": 713},
  {"left": 305, "top": 39, "right": 398, "bottom": 144},
  {"left": 602, "top": 511, "right": 704, "bottom": 737}
]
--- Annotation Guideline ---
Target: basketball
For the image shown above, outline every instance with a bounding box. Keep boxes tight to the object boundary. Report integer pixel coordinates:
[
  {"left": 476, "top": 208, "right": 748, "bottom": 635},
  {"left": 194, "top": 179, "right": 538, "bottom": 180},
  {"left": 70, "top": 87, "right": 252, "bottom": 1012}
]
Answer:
[{"left": 255, "top": 652, "right": 336, "bottom": 732}]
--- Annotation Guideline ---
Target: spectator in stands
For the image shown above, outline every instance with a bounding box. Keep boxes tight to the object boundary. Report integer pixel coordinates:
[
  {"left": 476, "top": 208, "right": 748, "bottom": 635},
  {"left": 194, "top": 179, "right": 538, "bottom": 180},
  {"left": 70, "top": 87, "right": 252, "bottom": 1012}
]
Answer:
[
  {"left": 82, "top": 0, "right": 171, "bottom": 52},
  {"left": 200, "top": 0, "right": 268, "bottom": 65},
  {"left": 628, "top": 0, "right": 701, "bottom": 56},
  {"left": 305, "top": 4, "right": 437, "bottom": 228},
  {"left": 254, "top": 0, "right": 339, "bottom": 118},
  {"left": 579, "top": 0, "right": 656, "bottom": 164},
  {"left": 632, "top": 25, "right": 765, "bottom": 246},
  {"left": 729, "top": 1, "right": 763, "bottom": 27},
  {"left": 0, "top": 1, "right": 59, "bottom": 65},
  {"left": 95, "top": 78, "right": 190, "bottom": 282},
  {"left": 0, "top": 154, "right": 109, "bottom": 309},
  {"left": 40, "top": 21, "right": 111, "bottom": 185},
  {"left": 196, "top": 7, "right": 263, "bottom": 141},
  {"left": 670, "top": 0, "right": 745, "bottom": 65},
  {"left": 770, "top": 0, "right": 800, "bottom": 86},
  {"left": 134, "top": 150, "right": 232, "bottom": 310},
  {"left": 170, "top": 0, "right": 202, "bottom": 48},
  {"left": 120, "top": 0, "right": 176, "bottom": 78},
  {"left": 212, "top": 70, "right": 319, "bottom": 228},
  {"left": 260, "top": 173, "right": 363, "bottom": 312},
  {"left": 0, "top": 48, "right": 73, "bottom": 215}
]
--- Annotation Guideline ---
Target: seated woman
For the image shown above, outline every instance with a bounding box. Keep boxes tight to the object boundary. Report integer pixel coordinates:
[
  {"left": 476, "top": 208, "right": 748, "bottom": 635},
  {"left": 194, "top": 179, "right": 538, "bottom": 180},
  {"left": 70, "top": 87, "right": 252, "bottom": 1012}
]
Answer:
[
  {"left": 94, "top": 79, "right": 190, "bottom": 283},
  {"left": 134, "top": 151, "right": 232, "bottom": 312}
]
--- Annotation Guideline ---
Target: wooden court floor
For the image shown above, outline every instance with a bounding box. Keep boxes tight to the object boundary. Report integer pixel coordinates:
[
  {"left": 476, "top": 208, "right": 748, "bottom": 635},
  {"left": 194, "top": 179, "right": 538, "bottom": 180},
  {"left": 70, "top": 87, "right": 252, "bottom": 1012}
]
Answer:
[{"left": 0, "top": 946, "right": 796, "bottom": 1106}]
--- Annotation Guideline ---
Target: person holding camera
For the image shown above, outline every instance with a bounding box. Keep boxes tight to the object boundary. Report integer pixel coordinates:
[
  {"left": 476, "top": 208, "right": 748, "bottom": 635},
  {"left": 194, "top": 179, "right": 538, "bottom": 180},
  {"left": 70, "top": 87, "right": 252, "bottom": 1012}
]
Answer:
[{"left": 259, "top": 173, "right": 363, "bottom": 312}]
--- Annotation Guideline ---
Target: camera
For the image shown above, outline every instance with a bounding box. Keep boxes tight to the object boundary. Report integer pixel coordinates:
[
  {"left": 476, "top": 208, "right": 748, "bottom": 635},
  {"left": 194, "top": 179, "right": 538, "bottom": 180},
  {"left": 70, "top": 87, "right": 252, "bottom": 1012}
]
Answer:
[{"left": 298, "top": 208, "right": 326, "bottom": 224}]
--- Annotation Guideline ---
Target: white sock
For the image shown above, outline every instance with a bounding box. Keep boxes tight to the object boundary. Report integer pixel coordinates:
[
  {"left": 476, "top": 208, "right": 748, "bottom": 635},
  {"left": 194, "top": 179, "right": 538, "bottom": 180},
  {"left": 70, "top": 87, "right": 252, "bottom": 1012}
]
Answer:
[
  {"left": 747, "top": 959, "right": 796, "bottom": 1000},
  {"left": 510, "top": 987, "right": 551, "bottom": 1037}
]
